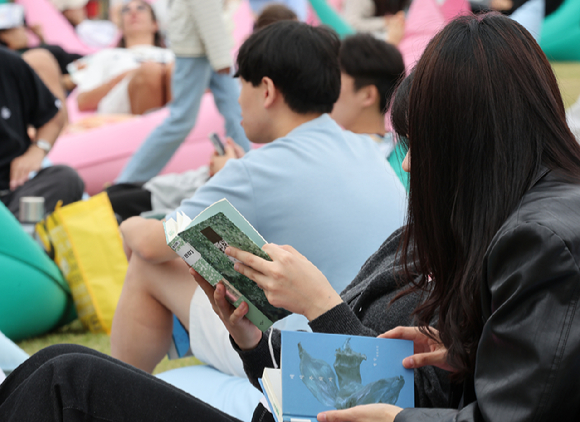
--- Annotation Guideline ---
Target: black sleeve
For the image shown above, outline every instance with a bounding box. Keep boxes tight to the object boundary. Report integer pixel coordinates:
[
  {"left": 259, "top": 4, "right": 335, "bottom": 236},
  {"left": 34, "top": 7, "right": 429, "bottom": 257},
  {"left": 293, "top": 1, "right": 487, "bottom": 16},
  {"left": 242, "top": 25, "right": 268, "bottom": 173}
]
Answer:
[
  {"left": 13, "top": 51, "right": 60, "bottom": 129},
  {"left": 39, "top": 44, "right": 83, "bottom": 75},
  {"left": 395, "top": 223, "right": 580, "bottom": 422}
]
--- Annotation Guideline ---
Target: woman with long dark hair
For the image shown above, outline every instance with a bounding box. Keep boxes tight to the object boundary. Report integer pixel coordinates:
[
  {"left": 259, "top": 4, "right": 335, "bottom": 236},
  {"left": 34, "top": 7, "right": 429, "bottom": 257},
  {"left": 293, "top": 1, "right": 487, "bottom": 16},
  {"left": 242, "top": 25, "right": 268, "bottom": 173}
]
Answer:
[
  {"left": 219, "top": 12, "right": 580, "bottom": 421},
  {"left": 73, "top": 0, "right": 173, "bottom": 115}
]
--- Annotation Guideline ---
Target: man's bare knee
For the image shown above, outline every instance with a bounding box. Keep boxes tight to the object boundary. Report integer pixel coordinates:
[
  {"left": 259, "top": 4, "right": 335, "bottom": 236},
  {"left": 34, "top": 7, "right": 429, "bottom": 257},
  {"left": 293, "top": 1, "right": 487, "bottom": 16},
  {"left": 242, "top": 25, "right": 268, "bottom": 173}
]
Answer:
[{"left": 125, "top": 254, "right": 195, "bottom": 317}]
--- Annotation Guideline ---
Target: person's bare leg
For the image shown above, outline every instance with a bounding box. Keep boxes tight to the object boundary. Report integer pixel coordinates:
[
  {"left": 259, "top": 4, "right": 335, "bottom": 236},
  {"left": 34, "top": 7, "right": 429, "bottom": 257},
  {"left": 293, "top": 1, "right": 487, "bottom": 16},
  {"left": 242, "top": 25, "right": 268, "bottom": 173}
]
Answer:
[
  {"left": 127, "top": 62, "right": 167, "bottom": 115},
  {"left": 22, "top": 48, "right": 69, "bottom": 125},
  {"left": 110, "top": 254, "right": 196, "bottom": 373}
]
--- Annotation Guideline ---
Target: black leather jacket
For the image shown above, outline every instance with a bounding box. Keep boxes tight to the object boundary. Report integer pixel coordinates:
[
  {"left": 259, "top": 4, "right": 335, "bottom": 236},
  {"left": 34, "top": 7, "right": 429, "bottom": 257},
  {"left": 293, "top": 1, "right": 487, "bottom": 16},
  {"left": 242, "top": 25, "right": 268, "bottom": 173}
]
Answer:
[{"left": 396, "top": 169, "right": 580, "bottom": 422}]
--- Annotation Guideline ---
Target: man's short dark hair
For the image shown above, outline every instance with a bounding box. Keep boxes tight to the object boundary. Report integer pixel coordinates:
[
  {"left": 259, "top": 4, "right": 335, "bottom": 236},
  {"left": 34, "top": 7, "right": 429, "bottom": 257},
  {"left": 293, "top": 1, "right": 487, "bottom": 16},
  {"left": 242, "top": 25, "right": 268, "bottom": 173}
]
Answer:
[
  {"left": 235, "top": 21, "right": 341, "bottom": 114},
  {"left": 339, "top": 34, "right": 405, "bottom": 114}
]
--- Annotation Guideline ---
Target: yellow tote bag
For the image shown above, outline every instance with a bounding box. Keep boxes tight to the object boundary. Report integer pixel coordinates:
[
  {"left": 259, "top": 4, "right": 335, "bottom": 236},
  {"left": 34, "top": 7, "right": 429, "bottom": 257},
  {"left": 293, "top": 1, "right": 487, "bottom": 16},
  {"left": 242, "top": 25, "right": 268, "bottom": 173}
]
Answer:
[{"left": 36, "top": 193, "right": 127, "bottom": 334}]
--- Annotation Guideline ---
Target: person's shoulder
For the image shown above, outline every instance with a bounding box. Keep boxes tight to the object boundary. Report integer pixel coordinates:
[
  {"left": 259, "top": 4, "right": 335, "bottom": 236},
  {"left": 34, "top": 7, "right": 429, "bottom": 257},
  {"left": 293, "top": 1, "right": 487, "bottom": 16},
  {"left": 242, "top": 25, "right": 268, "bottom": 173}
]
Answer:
[
  {"left": 498, "top": 170, "right": 580, "bottom": 248},
  {"left": 0, "top": 46, "right": 27, "bottom": 69}
]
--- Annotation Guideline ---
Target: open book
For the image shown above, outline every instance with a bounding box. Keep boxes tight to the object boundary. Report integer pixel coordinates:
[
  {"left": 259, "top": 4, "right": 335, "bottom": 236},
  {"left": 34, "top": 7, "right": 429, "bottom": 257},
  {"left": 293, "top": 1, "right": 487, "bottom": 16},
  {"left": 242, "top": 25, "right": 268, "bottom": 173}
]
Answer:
[
  {"left": 259, "top": 331, "right": 414, "bottom": 422},
  {"left": 164, "top": 199, "right": 291, "bottom": 333}
]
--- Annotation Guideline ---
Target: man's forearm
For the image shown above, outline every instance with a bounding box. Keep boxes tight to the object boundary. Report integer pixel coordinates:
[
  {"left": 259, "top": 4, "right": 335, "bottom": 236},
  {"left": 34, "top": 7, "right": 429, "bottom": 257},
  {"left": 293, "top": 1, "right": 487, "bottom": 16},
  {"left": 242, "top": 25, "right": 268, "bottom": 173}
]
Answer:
[{"left": 35, "top": 108, "right": 65, "bottom": 147}]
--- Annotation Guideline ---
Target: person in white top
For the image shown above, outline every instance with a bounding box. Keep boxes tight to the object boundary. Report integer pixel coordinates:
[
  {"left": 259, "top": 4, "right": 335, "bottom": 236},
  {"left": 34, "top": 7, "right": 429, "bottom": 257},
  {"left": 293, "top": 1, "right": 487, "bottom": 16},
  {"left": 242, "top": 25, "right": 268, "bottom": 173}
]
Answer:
[
  {"left": 50, "top": 0, "right": 118, "bottom": 48},
  {"left": 343, "top": 0, "right": 407, "bottom": 44},
  {"left": 71, "top": 0, "right": 174, "bottom": 115},
  {"left": 115, "top": 0, "right": 250, "bottom": 184}
]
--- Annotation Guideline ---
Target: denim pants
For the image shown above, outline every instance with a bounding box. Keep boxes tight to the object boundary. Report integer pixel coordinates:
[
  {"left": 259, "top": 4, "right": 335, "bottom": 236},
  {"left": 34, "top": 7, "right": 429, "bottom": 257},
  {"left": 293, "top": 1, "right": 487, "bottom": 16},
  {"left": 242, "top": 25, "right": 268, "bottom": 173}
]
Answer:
[{"left": 116, "top": 56, "right": 250, "bottom": 184}]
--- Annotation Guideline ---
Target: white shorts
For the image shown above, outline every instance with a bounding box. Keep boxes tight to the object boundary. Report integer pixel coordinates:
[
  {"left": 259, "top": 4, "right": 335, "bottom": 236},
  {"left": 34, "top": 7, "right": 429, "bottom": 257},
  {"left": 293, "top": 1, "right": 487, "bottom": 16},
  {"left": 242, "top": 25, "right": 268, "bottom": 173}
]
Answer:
[
  {"left": 97, "top": 75, "right": 132, "bottom": 114},
  {"left": 188, "top": 287, "right": 246, "bottom": 378}
]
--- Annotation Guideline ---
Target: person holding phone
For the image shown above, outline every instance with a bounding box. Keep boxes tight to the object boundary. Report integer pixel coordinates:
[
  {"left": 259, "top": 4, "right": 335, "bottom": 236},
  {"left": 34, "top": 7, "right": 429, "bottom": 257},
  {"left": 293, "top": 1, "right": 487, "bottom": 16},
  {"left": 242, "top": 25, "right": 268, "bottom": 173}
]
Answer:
[{"left": 115, "top": 0, "right": 250, "bottom": 184}]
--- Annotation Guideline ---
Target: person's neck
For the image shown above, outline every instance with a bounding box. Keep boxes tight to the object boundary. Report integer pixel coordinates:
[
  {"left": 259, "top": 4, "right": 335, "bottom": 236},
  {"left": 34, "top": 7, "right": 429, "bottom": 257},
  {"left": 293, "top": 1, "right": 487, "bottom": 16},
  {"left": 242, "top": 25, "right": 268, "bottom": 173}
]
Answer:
[
  {"left": 270, "top": 112, "right": 323, "bottom": 141},
  {"left": 124, "top": 33, "right": 155, "bottom": 48},
  {"left": 347, "top": 111, "right": 386, "bottom": 136}
]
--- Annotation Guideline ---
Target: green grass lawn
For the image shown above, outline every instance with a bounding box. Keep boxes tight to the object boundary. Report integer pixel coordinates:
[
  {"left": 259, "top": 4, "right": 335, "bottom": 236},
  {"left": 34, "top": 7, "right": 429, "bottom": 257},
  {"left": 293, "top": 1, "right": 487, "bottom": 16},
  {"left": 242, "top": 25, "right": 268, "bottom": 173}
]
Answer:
[
  {"left": 15, "top": 61, "right": 580, "bottom": 374},
  {"left": 17, "top": 319, "right": 201, "bottom": 374},
  {"left": 553, "top": 62, "right": 580, "bottom": 108}
]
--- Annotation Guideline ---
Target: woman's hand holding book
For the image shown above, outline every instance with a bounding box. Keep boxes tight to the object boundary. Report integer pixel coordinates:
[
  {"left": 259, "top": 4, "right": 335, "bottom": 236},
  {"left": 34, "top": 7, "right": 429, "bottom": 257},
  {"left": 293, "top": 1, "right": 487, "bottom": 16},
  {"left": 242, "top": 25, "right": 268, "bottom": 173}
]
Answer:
[
  {"left": 190, "top": 268, "right": 263, "bottom": 351},
  {"left": 225, "top": 244, "right": 343, "bottom": 322}
]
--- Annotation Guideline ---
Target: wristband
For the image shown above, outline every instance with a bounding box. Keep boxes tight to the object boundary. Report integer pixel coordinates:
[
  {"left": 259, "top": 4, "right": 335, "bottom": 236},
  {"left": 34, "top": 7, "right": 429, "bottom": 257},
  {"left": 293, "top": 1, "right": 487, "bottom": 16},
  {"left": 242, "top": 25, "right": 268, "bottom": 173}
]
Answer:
[{"left": 33, "top": 139, "right": 52, "bottom": 155}]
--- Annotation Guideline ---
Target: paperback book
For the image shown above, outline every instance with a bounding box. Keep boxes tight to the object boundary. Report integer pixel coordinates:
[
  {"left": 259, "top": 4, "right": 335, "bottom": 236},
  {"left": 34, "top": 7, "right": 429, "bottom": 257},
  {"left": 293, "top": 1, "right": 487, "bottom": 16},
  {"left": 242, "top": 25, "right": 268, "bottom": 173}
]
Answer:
[
  {"left": 163, "top": 199, "right": 291, "bottom": 335},
  {"left": 259, "top": 331, "right": 414, "bottom": 422}
]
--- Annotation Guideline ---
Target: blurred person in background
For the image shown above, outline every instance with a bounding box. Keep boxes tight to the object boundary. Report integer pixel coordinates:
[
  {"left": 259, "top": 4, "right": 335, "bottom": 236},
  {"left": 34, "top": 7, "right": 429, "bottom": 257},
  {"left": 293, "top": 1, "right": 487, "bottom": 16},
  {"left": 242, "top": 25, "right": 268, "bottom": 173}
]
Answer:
[
  {"left": 50, "top": 0, "right": 118, "bottom": 48},
  {"left": 0, "top": 47, "right": 84, "bottom": 218},
  {"left": 248, "top": 0, "right": 308, "bottom": 21},
  {"left": 0, "top": 3, "right": 76, "bottom": 123},
  {"left": 71, "top": 0, "right": 174, "bottom": 115},
  {"left": 343, "top": 0, "right": 407, "bottom": 45},
  {"left": 115, "top": 0, "right": 249, "bottom": 184}
]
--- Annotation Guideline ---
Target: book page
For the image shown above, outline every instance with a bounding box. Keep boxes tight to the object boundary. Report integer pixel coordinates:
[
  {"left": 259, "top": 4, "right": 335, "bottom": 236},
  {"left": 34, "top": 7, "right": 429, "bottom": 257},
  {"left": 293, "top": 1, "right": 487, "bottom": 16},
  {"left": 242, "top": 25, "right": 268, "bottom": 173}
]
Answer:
[
  {"left": 187, "top": 199, "right": 267, "bottom": 247},
  {"left": 263, "top": 368, "right": 283, "bottom": 422}
]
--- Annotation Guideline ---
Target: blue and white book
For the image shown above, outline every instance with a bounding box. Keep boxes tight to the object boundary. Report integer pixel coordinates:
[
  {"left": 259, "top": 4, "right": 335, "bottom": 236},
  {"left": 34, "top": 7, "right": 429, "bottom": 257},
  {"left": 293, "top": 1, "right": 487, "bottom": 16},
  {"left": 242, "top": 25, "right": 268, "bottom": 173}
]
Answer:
[{"left": 260, "top": 331, "right": 414, "bottom": 422}]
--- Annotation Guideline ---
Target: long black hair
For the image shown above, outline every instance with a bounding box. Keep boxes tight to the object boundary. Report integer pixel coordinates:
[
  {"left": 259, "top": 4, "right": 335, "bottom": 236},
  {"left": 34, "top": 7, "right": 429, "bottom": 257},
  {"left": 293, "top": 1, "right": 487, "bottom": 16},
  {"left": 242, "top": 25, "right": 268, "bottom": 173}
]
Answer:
[{"left": 393, "top": 13, "right": 580, "bottom": 381}]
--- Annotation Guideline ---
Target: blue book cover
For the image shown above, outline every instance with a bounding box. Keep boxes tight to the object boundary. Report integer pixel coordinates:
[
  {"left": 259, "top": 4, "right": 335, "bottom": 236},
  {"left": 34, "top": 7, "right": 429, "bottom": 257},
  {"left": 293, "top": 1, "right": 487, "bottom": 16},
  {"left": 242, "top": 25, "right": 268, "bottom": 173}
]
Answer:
[{"left": 279, "top": 331, "right": 414, "bottom": 421}]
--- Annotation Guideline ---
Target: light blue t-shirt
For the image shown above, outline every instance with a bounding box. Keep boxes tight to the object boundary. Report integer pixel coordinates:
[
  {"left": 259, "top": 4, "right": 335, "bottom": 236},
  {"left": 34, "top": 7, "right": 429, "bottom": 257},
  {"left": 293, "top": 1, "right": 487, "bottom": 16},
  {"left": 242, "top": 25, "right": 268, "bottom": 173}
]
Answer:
[{"left": 170, "top": 114, "right": 407, "bottom": 329}]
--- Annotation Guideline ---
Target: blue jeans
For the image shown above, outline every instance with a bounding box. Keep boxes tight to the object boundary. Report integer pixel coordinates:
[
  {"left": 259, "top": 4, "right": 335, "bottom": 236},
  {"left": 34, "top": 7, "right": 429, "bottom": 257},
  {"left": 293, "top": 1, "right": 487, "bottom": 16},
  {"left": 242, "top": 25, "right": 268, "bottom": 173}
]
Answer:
[{"left": 116, "top": 56, "right": 250, "bottom": 184}]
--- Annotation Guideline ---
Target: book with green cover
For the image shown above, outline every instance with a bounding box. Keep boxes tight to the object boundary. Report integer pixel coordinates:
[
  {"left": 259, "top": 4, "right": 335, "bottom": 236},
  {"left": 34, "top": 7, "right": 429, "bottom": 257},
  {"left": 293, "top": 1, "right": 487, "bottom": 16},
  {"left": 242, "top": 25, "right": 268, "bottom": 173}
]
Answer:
[{"left": 163, "top": 199, "right": 291, "bottom": 332}]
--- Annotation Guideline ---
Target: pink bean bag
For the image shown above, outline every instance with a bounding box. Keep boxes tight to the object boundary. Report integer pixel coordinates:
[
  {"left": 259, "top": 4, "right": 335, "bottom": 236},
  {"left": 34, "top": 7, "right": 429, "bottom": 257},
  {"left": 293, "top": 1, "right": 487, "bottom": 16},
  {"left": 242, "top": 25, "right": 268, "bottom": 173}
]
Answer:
[
  {"left": 398, "top": 0, "right": 470, "bottom": 69},
  {"left": 48, "top": 1, "right": 254, "bottom": 195},
  {"left": 16, "top": 0, "right": 104, "bottom": 55}
]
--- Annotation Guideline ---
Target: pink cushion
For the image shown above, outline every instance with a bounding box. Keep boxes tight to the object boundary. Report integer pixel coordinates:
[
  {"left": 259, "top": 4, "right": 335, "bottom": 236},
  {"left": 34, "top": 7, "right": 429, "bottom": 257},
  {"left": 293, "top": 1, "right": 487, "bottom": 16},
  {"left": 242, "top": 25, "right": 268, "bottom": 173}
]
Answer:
[
  {"left": 49, "top": 1, "right": 256, "bottom": 195},
  {"left": 16, "top": 0, "right": 108, "bottom": 55},
  {"left": 399, "top": 0, "right": 470, "bottom": 69}
]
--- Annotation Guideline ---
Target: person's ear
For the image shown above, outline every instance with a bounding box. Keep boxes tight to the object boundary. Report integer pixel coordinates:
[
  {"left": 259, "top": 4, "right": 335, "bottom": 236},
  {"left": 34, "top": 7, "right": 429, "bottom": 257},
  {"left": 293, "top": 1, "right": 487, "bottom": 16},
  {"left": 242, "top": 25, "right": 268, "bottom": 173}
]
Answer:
[
  {"left": 361, "top": 85, "right": 380, "bottom": 109},
  {"left": 402, "top": 149, "right": 410, "bottom": 173},
  {"left": 262, "top": 77, "right": 277, "bottom": 109}
]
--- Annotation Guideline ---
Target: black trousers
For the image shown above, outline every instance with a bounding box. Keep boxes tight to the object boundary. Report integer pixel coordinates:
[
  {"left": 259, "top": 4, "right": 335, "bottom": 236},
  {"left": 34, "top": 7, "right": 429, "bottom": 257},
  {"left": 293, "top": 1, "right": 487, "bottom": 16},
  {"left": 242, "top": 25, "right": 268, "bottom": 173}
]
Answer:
[
  {"left": 104, "top": 183, "right": 152, "bottom": 222},
  {"left": 0, "top": 165, "right": 84, "bottom": 218},
  {"left": 0, "top": 345, "right": 246, "bottom": 422}
]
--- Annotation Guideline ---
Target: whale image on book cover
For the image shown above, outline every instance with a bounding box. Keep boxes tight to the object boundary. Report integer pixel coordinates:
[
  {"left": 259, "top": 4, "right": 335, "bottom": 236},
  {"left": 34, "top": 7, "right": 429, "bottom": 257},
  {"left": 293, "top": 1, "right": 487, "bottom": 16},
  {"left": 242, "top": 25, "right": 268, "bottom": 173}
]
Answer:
[{"left": 279, "top": 331, "right": 414, "bottom": 421}]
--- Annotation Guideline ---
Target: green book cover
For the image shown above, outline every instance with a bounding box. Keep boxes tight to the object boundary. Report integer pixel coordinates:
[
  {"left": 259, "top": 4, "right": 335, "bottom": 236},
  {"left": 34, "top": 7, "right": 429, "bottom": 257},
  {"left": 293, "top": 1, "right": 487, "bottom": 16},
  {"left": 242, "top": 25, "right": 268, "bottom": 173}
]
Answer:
[{"left": 164, "top": 199, "right": 291, "bottom": 332}]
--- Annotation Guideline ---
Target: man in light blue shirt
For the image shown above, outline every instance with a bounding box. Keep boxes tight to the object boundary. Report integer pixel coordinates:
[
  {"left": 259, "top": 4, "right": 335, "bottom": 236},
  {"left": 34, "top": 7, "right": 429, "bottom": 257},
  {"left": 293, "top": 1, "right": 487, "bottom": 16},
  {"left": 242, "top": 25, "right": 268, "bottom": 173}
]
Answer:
[{"left": 111, "top": 22, "right": 406, "bottom": 381}]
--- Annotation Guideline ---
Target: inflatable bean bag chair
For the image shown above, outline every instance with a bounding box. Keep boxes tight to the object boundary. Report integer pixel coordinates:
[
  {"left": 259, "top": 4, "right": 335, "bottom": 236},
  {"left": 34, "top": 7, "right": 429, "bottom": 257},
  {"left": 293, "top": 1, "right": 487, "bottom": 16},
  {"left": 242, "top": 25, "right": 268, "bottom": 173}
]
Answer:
[
  {"left": 307, "top": 0, "right": 470, "bottom": 69},
  {"left": 16, "top": 0, "right": 105, "bottom": 55},
  {"left": 48, "top": 1, "right": 255, "bottom": 195},
  {"left": 49, "top": 102, "right": 221, "bottom": 195},
  {"left": 540, "top": 0, "right": 580, "bottom": 61},
  {"left": 0, "top": 203, "right": 76, "bottom": 342},
  {"left": 157, "top": 365, "right": 262, "bottom": 422}
]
